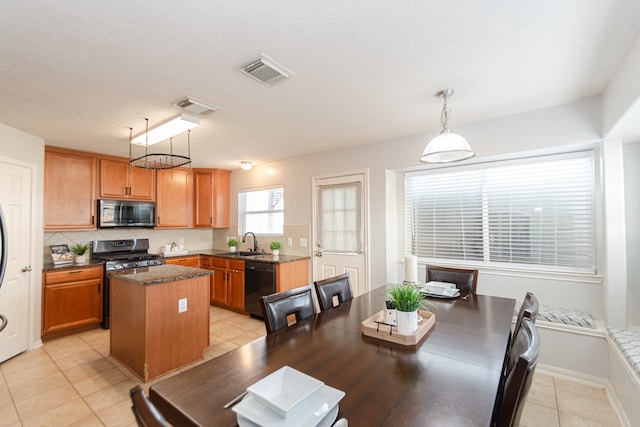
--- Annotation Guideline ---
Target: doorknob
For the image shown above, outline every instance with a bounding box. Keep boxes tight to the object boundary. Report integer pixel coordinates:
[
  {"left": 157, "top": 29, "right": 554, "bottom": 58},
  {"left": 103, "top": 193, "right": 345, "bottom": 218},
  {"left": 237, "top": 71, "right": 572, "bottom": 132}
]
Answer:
[
  {"left": 315, "top": 241, "right": 323, "bottom": 257},
  {"left": 21, "top": 266, "right": 32, "bottom": 272}
]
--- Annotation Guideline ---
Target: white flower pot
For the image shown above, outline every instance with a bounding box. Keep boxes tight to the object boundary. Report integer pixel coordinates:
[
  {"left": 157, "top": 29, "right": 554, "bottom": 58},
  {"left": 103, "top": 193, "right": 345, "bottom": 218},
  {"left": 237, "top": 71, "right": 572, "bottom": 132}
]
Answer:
[
  {"left": 272, "top": 250, "right": 280, "bottom": 256},
  {"left": 229, "top": 246, "right": 236, "bottom": 252},
  {"left": 396, "top": 310, "right": 418, "bottom": 335},
  {"left": 74, "top": 254, "right": 87, "bottom": 264}
]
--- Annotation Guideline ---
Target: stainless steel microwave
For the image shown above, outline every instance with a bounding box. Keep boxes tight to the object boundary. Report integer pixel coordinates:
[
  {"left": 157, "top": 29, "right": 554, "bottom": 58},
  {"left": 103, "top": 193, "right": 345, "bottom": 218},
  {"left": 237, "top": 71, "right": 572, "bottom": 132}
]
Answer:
[{"left": 97, "top": 200, "right": 156, "bottom": 228}]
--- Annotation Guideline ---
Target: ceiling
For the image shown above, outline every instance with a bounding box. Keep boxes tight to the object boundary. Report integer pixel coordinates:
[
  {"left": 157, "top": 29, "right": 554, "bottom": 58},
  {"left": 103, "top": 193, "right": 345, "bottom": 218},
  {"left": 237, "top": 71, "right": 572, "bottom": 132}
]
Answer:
[{"left": 1, "top": 1, "right": 639, "bottom": 169}]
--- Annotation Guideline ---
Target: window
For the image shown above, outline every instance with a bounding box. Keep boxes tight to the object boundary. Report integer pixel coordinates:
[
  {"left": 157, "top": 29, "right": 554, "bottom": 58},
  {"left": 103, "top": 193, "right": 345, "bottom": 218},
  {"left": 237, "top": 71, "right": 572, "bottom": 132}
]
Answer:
[
  {"left": 238, "top": 186, "right": 284, "bottom": 235},
  {"left": 317, "top": 181, "right": 362, "bottom": 253},
  {"left": 405, "top": 152, "right": 596, "bottom": 273}
]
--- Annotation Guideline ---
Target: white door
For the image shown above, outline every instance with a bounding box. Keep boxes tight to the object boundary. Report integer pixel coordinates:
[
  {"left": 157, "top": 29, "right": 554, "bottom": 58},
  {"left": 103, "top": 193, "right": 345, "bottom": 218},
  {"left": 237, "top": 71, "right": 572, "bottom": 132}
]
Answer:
[
  {"left": 312, "top": 170, "right": 368, "bottom": 297},
  {"left": 0, "top": 159, "right": 32, "bottom": 363}
]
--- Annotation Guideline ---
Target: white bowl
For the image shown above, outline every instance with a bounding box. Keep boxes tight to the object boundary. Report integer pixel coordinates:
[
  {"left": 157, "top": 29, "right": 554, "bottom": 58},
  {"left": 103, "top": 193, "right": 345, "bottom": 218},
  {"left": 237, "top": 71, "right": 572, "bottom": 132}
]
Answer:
[{"left": 246, "top": 366, "right": 324, "bottom": 417}]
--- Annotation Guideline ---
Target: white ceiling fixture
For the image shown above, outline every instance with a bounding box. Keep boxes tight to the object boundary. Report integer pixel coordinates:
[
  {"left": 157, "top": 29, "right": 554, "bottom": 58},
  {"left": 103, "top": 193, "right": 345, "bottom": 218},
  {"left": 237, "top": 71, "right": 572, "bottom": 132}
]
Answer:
[
  {"left": 420, "top": 89, "right": 475, "bottom": 164},
  {"left": 174, "top": 97, "right": 220, "bottom": 115},
  {"left": 129, "top": 120, "right": 192, "bottom": 170},
  {"left": 240, "top": 54, "right": 294, "bottom": 87},
  {"left": 240, "top": 161, "right": 253, "bottom": 170},
  {"left": 131, "top": 113, "right": 200, "bottom": 146}
]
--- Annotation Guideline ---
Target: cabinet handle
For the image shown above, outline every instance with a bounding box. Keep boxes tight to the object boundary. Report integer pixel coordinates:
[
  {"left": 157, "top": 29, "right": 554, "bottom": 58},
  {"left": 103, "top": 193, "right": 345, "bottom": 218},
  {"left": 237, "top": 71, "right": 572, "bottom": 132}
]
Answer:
[
  {"left": 69, "top": 270, "right": 82, "bottom": 274},
  {"left": 210, "top": 216, "right": 213, "bottom": 224},
  {"left": 91, "top": 215, "right": 95, "bottom": 225},
  {"left": 98, "top": 283, "right": 101, "bottom": 293},
  {"left": 157, "top": 216, "right": 160, "bottom": 224}
]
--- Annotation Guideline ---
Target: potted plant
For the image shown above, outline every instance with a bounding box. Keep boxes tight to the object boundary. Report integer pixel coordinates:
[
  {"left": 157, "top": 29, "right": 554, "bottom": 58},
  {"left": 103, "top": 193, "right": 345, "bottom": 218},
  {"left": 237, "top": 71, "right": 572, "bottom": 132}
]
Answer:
[
  {"left": 228, "top": 238, "right": 239, "bottom": 253},
  {"left": 270, "top": 241, "right": 281, "bottom": 256},
  {"left": 387, "top": 284, "right": 425, "bottom": 335},
  {"left": 70, "top": 243, "right": 90, "bottom": 264}
]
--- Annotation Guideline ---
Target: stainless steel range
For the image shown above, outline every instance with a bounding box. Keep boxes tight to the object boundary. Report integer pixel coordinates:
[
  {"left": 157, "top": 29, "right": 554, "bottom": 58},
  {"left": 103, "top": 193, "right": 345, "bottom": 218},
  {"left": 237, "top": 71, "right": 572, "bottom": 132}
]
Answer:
[{"left": 92, "top": 238, "right": 164, "bottom": 329}]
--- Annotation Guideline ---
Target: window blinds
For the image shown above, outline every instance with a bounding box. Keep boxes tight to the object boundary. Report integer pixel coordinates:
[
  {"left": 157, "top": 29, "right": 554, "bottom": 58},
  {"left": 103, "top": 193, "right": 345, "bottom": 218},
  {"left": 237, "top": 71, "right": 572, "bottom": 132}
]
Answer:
[{"left": 405, "top": 153, "right": 596, "bottom": 273}]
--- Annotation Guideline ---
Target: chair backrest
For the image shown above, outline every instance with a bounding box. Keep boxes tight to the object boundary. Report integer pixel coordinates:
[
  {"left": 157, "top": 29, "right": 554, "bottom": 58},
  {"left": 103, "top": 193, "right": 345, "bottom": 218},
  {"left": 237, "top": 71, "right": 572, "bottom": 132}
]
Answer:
[
  {"left": 493, "top": 317, "right": 540, "bottom": 427},
  {"left": 130, "top": 385, "right": 169, "bottom": 427},
  {"left": 314, "top": 273, "right": 353, "bottom": 311},
  {"left": 260, "top": 284, "right": 316, "bottom": 334},
  {"left": 513, "top": 292, "right": 539, "bottom": 336},
  {"left": 425, "top": 265, "right": 478, "bottom": 294}
]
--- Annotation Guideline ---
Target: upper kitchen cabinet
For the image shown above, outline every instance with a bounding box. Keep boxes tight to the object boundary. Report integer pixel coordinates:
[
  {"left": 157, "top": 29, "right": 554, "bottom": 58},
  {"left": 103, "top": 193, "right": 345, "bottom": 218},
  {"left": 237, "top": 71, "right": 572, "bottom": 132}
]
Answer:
[
  {"left": 193, "top": 168, "right": 230, "bottom": 228},
  {"left": 44, "top": 147, "right": 97, "bottom": 230},
  {"left": 156, "top": 167, "right": 193, "bottom": 228},
  {"left": 99, "top": 157, "right": 155, "bottom": 201}
]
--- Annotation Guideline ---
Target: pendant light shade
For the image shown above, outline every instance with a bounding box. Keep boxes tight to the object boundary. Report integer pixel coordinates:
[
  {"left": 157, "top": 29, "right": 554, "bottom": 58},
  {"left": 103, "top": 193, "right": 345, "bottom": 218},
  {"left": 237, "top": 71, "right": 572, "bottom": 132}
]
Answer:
[{"left": 420, "top": 89, "right": 474, "bottom": 164}]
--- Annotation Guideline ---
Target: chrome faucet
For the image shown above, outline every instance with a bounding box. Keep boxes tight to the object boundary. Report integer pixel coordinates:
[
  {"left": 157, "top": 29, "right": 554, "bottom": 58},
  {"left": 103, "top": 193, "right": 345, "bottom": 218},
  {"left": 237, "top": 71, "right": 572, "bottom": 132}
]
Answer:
[{"left": 242, "top": 232, "right": 258, "bottom": 252}]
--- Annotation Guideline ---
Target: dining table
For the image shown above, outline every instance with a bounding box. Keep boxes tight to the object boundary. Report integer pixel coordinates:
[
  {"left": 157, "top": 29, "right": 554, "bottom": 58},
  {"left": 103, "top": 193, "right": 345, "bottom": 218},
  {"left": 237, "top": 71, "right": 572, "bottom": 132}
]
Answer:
[{"left": 149, "top": 286, "right": 515, "bottom": 426}]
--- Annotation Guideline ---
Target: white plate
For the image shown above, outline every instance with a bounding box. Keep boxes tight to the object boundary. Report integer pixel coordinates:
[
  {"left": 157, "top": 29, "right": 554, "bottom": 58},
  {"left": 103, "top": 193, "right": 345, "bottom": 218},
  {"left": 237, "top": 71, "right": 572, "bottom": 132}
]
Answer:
[
  {"left": 234, "top": 385, "right": 344, "bottom": 427},
  {"left": 422, "top": 285, "right": 460, "bottom": 297},
  {"left": 246, "top": 366, "right": 324, "bottom": 417},
  {"left": 422, "top": 290, "right": 460, "bottom": 299},
  {"left": 237, "top": 404, "right": 339, "bottom": 427}
]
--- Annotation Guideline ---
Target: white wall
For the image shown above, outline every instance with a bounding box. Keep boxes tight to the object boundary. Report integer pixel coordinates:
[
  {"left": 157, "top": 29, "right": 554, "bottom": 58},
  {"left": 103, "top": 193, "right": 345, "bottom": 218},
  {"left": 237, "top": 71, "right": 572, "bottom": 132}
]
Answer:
[
  {"left": 231, "top": 97, "right": 607, "bottom": 315},
  {"left": 0, "top": 122, "right": 45, "bottom": 350}
]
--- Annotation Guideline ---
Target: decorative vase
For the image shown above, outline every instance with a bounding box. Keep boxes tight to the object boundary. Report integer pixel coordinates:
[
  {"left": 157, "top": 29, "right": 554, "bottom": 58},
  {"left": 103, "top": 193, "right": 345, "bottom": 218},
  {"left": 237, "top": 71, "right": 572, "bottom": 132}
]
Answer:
[
  {"left": 396, "top": 310, "right": 418, "bottom": 335},
  {"left": 229, "top": 246, "right": 236, "bottom": 253},
  {"left": 272, "top": 249, "right": 280, "bottom": 256}
]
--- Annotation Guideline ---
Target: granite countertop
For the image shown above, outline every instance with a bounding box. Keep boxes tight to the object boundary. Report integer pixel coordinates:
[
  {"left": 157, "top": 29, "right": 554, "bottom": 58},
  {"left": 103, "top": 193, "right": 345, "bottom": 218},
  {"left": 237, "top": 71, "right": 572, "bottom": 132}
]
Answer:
[
  {"left": 43, "top": 260, "right": 104, "bottom": 272},
  {"left": 108, "top": 264, "right": 212, "bottom": 285},
  {"left": 163, "top": 249, "right": 310, "bottom": 264}
]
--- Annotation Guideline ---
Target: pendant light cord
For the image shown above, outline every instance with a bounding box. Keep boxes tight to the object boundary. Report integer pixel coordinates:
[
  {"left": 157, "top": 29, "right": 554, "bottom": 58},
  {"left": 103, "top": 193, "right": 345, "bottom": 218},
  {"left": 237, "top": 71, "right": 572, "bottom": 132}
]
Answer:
[{"left": 440, "top": 94, "right": 450, "bottom": 132}]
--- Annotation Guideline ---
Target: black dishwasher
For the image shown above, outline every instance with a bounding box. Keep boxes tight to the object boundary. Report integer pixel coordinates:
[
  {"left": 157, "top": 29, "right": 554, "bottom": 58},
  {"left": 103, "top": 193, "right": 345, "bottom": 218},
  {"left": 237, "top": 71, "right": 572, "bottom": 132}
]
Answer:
[{"left": 245, "top": 261, "right": 276, "bottom": 318}]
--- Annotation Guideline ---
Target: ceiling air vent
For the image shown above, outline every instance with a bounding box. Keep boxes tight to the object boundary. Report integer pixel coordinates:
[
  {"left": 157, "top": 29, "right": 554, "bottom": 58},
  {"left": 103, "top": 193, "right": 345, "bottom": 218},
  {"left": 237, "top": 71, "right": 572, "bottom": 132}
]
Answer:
[
  {"left": 240, "top": 54, "right": 293, "bottom": 87},
  {"left": 174, "top": 97, "right": 219, "bottom": 115}
]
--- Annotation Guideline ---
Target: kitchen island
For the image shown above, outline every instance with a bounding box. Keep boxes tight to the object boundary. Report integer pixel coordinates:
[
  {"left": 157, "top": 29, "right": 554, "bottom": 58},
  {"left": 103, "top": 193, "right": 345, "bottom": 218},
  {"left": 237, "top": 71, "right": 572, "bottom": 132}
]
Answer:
[{"left": 108, "top": 264, "right": 212, "bottom": 382}]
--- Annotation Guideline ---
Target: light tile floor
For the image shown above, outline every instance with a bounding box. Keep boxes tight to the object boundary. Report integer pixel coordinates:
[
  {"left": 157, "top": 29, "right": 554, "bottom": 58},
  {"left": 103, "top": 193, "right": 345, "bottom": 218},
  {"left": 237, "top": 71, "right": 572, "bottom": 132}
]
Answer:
[{"left": 0, "top": 306, "right": 624, "bottom": 426}]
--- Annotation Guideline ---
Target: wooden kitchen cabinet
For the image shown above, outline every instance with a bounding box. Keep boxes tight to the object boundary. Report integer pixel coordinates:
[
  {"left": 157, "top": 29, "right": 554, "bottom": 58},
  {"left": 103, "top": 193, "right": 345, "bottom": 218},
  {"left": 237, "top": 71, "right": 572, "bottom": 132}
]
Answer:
[
  {"left": 207, "top": 257, "right": 245, "bottom": 310},
  {"left": 99, "top": 157, "right": 155, "bottom": 201},
  {"left": 44, "top": 147, "right": 97, "bottom": 231},
  {"left": 42, "top": 265, "right": 103, "bottom": 337},
  {"left": 276, "top": 259, "right": 309, "bottom": 292},
  {"left": 164, "top": 256, "right": 199, "bottom": 267},
  {"left": 193, "top": 169, "right": 230, "bottom": 228},
  {"left": 156, "top": 167, "right": 192, "bottom": 228}
]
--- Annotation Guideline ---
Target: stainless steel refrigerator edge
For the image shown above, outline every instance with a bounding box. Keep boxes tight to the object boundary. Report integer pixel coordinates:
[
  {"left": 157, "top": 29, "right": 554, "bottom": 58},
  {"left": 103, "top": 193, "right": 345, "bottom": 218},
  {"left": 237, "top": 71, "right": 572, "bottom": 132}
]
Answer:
[{"left": 0, "top": 205, "right": 8, "bottom": 333}]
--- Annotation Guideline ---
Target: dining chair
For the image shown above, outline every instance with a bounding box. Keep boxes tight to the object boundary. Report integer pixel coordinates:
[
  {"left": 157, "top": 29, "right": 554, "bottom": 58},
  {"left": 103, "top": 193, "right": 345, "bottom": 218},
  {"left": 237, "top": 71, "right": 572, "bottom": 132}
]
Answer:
[
  {"left": 492, "top": 317, "right": 540, "bottom": 427},
  {"left": 513, "top": 292, "right": 539, "bottom": 336},
  {"left": 314, "top": 272, "right": 353, "bottom": 311},
  {"left": 425, "top": 265, "right": 479, "bottom": 294},
  {"left": 130, "top": 385, "right": 169, "bottom": 427},
  {"left": 260, "top": 284, "right": 316, "bottom": 334}
]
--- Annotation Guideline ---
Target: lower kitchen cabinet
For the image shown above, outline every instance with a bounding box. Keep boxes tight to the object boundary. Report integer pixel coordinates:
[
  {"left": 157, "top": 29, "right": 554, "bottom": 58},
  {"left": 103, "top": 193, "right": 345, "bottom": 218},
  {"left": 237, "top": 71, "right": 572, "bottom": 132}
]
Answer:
[
  {"left": 42, "top": 265, "right": 103, "bottom": 337},
  {"left": 164, "top": 256, "right": 200, "bottom": 267},
  {"left": 206, "top": 257, "right": 245, "bottom": 310}
]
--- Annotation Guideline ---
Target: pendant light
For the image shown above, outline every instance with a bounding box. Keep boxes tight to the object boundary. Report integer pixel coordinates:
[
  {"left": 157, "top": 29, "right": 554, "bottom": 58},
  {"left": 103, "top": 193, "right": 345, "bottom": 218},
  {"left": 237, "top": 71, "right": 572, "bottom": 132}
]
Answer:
[
  {"left": 129, "top": 118, "right": 192, "bottom": 170},
  {"left": 420, "top": 88, "right": 474, "bottom": 163}
]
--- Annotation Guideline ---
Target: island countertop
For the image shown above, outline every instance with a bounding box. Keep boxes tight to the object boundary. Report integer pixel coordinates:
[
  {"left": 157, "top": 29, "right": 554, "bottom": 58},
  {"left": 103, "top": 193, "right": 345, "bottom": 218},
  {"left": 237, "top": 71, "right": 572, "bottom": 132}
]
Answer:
[{"left": 107, "top": 264, "right": 212, "bottom": 285}]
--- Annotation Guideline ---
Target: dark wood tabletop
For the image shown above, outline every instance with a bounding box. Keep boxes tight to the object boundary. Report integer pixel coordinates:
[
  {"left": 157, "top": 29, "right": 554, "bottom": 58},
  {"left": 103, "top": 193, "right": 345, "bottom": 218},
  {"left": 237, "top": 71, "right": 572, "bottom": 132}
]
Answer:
[{"left": 149, "top": 288, "right": 515, "bottom": 427}]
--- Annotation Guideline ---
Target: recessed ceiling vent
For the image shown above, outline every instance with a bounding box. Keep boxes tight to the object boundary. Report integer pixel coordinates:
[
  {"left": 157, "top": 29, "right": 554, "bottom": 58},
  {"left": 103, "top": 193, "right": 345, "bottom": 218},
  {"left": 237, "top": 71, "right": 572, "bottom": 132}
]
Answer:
[
  {"left": 174, "top": 97, "right": 219, "bottom": 115},
  {"left": 240, "top": 54, "right": 293, "bottom": 87}
]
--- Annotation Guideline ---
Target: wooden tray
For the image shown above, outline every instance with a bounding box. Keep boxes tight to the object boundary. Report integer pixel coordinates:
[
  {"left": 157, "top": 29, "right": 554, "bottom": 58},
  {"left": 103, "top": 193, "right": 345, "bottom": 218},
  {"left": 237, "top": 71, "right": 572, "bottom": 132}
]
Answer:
[{"left": 361, "top": 310, "right": 435, "bottom": 346}]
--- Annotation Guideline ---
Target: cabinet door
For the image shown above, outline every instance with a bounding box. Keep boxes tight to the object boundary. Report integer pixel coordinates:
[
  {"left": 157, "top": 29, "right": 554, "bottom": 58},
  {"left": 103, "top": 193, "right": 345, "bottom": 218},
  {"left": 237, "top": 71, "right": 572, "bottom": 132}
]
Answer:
[
  {"left": 128, "top": 166, "right": 155, "bottom": 201},
  {"left": 212, "top": 169, "right": 231, "bottom": 228},
  {"left": 228, "top": 268, "right": 245, "bottom": 310},
  {"left": 156, "top": 168, "right": 192, "bottom": 228},
  {"left": 44, "top": 150, "right": 96, "bottom": 230},
  {"left": 99, "top": 158, "right": 129, "bottom": 199},
  {"left": 211, "top": 266, "right": 228, "bottom": 305},
  {"left": 193, "top": 170, "right": 213, "bottom": 227},
  {"left": 43, "top": 279, "right": 102, "bottom": 335}
]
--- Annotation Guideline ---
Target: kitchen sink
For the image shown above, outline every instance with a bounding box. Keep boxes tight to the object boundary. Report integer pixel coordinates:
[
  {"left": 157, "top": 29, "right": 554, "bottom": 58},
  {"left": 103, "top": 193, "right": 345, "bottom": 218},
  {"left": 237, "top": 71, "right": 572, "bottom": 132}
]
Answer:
[{"left": 219, "top": 251, "right": 260, "bottom": 257}]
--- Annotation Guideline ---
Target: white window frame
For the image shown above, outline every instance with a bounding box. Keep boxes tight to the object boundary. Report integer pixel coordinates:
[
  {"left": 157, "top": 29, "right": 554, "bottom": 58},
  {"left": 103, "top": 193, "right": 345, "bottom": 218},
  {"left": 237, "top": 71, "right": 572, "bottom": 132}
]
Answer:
[{"left": 238, "top": 185, "right": 284, "bottom": 236}]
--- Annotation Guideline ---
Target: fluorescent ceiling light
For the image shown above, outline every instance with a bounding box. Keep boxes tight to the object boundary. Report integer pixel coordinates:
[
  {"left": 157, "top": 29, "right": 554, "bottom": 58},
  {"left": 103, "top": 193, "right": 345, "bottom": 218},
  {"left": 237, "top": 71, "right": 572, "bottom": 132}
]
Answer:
[{"left": 132, "top": 113, "right": 200, "bottom": 146}]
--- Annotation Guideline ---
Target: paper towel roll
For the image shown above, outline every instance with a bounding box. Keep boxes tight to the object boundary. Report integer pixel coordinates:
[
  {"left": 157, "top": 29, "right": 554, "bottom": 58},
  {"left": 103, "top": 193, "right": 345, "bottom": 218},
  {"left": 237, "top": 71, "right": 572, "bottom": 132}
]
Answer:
[{"left": 405, "top": 255, "right": 418, "bottom": 284}]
